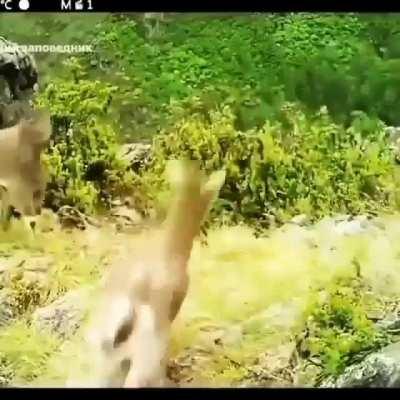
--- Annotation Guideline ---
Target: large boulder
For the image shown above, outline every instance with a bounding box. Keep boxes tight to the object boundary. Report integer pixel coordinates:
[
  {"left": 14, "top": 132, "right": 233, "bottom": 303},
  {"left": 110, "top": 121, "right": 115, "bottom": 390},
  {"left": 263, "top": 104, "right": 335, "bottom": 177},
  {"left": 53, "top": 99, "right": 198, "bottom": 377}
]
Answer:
[
  {"left": 32, "top": 286, "right": 94, "bottom": 339},
  {"left": 0, "top": 37, "right": 38, "bottom": 128},
  {"left": 385, "top": 126, "right": 400, "bottom": 161},
  {"left": 119, "top": 143, "right": 152, "bottom": 173},
  {"left": 0, "top": 289, "right": 14, "bottom": 327},
  {"left": 321, "top": 342, "right": 400, "bottom": 388}
]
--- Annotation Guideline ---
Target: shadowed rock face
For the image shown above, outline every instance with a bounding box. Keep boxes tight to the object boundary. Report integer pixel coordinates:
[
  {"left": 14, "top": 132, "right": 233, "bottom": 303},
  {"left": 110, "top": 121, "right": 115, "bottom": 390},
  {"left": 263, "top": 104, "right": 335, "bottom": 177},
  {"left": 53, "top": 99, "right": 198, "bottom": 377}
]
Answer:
[
  {"left": 322, "top": 342, "right": 400, "bottom": 388},
  {"left": 0, "top": 37, "right": 38, "bottom": 129},
  {"left": 0, "top": 37, "right": 38, "bottom": 97},
  {"left": 32, "top": 287, "right": 93, "bottom": 339},
  {"left": 0, "top": 111, "right": 51, "bottom": 217}
]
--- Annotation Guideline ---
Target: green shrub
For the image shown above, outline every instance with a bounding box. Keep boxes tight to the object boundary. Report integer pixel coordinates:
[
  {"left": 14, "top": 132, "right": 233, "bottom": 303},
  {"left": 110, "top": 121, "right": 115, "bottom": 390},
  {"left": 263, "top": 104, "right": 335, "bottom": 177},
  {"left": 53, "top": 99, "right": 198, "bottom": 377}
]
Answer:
[
  {"left": 0, "top": 321, "right": 61, "bottom": 384},
  {"left": 30, "top": 14, "right": 400, "bottom": 217},
  {"left": 89, "top": 13, "right": 368, "bottom": 136},
  {"left": 283, "top": 42, "right": 400, "bottom": 126},
  {"left": 35, "top": 73, "right": 134, "bottom": 213},
  {"left": 272, "top": 13, "right": 365, "bottom": 66},
  {"left": 139, "top": 102, "right": 397, "bottom": 225},
  {"left": 360, "top": 13, "right": 400, "bottom": 59},
  {"left": 302, "top": 278, "right": 390, "bottom": 378}
]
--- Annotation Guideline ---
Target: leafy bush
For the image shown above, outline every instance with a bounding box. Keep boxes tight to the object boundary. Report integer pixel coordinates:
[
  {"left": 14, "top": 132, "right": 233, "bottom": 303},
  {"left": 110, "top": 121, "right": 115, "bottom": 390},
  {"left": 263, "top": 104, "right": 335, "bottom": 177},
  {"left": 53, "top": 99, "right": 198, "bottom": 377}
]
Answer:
[
  {"left": 22, "top": 14, "right": 400, "bottom": 221},
  {"left": 35, "top": 72, "right": 134, "bottom": 213},
  {"left": 303, "top": 278, "right": 390, "bottom": 378},
  {"left": 0, "top": 321, "right": 61, "bottom": 384},
  {"left": 360, "top": 13, "right": 400, "bottom": 59},
  {"left": 87, "top": 13, "right": 369, "bottom": 137},
  {"left": 282, "top": 42, "right": 400, "bottom": 126},
  {"left": 139, "top": 101, "right": 398, "bottom": 225},
  {"left": 271, "top": 13, "right": 365, "bottom": 66}
]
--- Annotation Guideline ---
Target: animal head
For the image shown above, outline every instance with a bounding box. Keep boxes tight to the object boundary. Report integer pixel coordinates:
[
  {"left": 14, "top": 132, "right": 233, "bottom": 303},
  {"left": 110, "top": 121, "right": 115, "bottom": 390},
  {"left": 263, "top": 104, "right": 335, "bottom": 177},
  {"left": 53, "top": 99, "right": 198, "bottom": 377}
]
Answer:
[{"left": 0, "top": 109, "right": 51, "bottom": 218}]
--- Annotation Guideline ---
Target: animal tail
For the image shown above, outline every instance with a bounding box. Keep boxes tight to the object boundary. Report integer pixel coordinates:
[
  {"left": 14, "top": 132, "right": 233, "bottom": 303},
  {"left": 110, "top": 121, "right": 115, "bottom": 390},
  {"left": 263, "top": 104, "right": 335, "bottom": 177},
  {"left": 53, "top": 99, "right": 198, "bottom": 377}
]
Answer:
[{"left": 162, "top": 159, "right": 225, "bottom": 263}]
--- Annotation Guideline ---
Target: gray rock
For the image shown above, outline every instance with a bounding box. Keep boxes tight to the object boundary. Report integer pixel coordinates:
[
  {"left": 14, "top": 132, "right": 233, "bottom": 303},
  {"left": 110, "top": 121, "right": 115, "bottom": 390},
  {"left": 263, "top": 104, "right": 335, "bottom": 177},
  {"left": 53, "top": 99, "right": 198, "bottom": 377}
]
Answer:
[
  {"left": 0, "top": 37, "right": 38, "bottom": 128},
  {"left": 143, "top": 13, "right": 165, "bottom": 39},
  {"left": 0, "top": 37, "right": 38, "bottom": 95},
  {"left": 0, "top": 366, "right": 13, "bottom": 388},
  {"left": 0, "top": 289, "right": 14, "bottom": 327},
  {"left": 334, "top": 218, "right": 367, "bottom": 236},
  {"left": 32, "top": 287, "right": 93, "bottom": 339},
  {"left": 119, "top": 143, "right": 152, "bottom": 172},
  {"left": 325, "top": 215, "right": 383, "bottom": 237},
  {"left": 289, "top": 214, "right": 309, "bottom": 226},
  {"left": 321, "top": 342, "right": 400, "bottom": 388},
  {"left": 385, "top": 126, "right": 400, "bottom": 146},
  {"left": 110, "top": 205, "right": 143, "bottom": 233},
  {"left": 57, "top": 206, "right": 90, "bottom": 230},
  {"left": 377, "top": 318, "right": 400, "bottom": 331},
  {"left": 385, "top": 126, "right": 400, "bottom": 161}
]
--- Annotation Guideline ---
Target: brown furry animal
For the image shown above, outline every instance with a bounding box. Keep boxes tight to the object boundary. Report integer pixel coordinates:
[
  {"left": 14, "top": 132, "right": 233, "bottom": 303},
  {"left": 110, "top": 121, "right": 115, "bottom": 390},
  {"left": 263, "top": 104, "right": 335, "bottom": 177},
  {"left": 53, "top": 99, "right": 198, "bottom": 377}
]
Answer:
[
  {"left": 0, "top": 110, "right": 51, "bottom": 221},
  {"left": 83, "top": 160, "right": 225, "bottom": 388}
]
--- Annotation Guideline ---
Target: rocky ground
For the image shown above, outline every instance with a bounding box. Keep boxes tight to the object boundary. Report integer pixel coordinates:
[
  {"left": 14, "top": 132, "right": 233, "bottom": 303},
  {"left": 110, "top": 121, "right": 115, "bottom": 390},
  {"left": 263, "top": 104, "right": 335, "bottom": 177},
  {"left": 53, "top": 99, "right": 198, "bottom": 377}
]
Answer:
[{"left": 1, "top": 208, "right": 400, "bottom": 388}]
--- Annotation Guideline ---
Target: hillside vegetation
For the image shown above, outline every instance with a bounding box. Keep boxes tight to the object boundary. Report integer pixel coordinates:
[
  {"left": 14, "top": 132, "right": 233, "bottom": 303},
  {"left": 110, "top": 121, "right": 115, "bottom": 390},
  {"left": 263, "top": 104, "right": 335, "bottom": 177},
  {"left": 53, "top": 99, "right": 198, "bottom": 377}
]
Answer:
[{"left": 2, "top": 13, "right": 400, "bottom": 387}]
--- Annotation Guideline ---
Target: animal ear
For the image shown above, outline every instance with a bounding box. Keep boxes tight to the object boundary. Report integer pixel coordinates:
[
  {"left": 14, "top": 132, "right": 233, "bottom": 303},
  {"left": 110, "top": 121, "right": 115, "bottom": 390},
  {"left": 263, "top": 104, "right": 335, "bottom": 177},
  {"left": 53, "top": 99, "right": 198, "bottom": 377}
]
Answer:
[
  {"left": 0, "top": 180, "right": 9, "bottom": 196},
  {"left": 198, "top": 169, "right": 226, "bottom": 219}
]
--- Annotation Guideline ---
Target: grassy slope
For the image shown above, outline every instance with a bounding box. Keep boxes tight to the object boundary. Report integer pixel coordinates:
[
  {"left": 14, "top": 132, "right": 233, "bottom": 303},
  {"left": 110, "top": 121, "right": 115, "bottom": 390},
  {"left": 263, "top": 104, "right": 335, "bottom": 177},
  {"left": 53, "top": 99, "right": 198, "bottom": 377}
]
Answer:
[{"left": 1, "top": 214, "right": 400, "bottom": 387}]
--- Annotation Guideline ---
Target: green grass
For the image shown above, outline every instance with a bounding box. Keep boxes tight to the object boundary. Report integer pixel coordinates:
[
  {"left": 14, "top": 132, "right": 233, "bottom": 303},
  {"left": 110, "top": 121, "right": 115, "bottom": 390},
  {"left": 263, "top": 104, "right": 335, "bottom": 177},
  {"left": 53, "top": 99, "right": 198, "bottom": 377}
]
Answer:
[
  {"left": 1, "top": 213, "right": 399, "bottom": 386},
  {"left": 0, "top": 320, "right": 62, "bottom": 385}
]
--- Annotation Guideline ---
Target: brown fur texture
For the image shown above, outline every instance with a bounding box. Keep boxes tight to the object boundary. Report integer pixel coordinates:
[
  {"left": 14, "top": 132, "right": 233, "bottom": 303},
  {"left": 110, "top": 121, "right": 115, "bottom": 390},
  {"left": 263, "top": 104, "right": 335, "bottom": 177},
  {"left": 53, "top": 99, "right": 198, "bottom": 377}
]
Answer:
[
  {"left": 83, "top": 160, "right": 225, "bottom": 388},
  {"left": 0, "top": 110, "right": 51, "bottom": 219}
]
